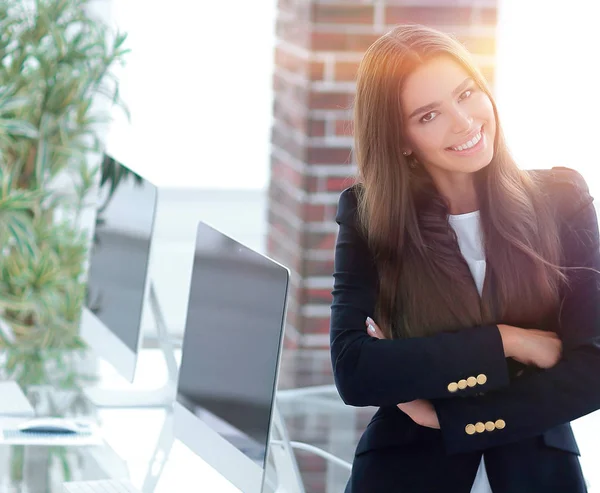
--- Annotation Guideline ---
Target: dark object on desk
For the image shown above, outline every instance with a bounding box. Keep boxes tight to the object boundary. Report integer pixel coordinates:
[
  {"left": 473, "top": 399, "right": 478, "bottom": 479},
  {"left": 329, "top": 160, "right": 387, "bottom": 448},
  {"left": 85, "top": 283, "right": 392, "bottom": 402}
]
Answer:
[{"left": 17, "top": 417, "right": 89, "bottom": 435}]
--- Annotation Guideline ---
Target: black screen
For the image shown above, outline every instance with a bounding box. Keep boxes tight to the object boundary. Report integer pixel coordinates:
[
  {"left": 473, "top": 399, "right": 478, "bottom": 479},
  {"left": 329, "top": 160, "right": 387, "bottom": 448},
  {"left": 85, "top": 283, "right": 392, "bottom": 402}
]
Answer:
[
  {"left": 177, "top": 221, "right": 289, "bottom": 467},
  {"left": 85, "top": 161, "right": 157, "bottom": 353}
]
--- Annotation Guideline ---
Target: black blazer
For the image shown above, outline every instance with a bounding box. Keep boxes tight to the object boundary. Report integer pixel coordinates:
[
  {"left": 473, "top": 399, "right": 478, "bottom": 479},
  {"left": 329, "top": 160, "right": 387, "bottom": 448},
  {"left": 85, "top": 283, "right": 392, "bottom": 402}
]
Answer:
[{"left": 330, "top": 167, "right": 599, "bottom": 493}]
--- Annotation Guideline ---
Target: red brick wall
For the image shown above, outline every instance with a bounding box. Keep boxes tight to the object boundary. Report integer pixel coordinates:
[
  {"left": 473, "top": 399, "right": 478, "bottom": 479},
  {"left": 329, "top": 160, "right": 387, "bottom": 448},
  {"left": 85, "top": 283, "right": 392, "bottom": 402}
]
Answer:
[{"left": 268, "top": 1, "right": 499, "bottom": 351}]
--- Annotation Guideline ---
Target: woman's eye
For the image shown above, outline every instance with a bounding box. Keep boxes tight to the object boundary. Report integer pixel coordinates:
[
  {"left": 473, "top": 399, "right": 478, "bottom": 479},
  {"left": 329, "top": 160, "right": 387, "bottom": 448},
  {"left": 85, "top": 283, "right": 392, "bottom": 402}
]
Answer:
[
  {"left": 420, "top": 112, "right": 437, "bottom": 123},
  {"left": 459, "top": 89, "right": 473, "bottom": 101}
]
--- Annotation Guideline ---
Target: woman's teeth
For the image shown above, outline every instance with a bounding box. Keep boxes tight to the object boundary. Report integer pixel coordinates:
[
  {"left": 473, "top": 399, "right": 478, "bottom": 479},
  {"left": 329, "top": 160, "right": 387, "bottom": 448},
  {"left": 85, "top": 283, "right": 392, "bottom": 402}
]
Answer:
[{"left": 451, "top": 129, "right": 482, "bottom": 151}]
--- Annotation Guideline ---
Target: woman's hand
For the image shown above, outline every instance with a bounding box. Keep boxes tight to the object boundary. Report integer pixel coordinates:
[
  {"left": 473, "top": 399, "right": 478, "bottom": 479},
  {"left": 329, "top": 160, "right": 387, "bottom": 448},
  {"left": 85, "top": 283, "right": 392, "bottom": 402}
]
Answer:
[
  {"left": 365, "top": 317, "right": 386, "bottom": 339},
  {"left": 366, "top": 317, "right": 440, "bottom": 429},
  {"left": 497, "top": 324, "right": 563, "bottom": 369},
  {"left": 395, "top": 399, "right": 440, "bottom": 429}
]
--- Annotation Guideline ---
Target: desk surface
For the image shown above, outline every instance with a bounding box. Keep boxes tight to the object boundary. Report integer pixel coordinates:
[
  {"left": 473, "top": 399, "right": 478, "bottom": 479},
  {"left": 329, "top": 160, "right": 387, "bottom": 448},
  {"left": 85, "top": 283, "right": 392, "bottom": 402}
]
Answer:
[{"left": 0, "top": 348, "right": 247, "bottom": 493}]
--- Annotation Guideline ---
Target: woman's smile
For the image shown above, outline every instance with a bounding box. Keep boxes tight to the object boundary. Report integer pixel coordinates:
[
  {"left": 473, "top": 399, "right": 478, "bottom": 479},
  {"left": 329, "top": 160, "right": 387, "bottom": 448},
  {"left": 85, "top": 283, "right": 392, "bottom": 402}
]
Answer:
[{"left": 446, "top": 125, "right": 486, "bottom": 156}]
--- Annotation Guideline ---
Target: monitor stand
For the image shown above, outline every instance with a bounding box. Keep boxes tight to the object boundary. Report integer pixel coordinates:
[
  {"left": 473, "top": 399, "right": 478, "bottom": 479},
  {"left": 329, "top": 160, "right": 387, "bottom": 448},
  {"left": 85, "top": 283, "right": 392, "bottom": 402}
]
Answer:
[
  {"left": 267, "top": 405, "right": 306, "bottom": 493},
  {"left": 84, "top": 283, "right": 178, "bottom": 408},
  {"left": 141, "top": 411, "right": 174, "bottom": 491}
]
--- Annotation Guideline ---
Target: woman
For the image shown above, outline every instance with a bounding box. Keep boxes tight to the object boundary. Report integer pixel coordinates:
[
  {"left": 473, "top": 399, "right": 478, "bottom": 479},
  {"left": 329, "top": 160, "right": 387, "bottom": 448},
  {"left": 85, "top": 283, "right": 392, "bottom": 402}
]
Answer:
[{"left": 330, "top": 24, "right": 600, "bottom": 492}]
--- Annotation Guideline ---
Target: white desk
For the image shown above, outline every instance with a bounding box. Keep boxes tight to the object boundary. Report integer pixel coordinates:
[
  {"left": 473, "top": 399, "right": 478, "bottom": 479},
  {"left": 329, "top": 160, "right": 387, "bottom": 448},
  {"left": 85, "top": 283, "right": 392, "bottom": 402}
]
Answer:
[{"left": 0, "top": 348, "right": 255, "bottom": 493}]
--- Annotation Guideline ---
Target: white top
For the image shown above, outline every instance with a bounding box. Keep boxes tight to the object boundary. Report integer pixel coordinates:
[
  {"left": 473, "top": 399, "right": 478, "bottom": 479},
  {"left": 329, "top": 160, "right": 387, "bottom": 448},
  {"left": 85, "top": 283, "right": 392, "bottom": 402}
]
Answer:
[{"left": 448, "top": 210, "right": 493, "bottom": 493}]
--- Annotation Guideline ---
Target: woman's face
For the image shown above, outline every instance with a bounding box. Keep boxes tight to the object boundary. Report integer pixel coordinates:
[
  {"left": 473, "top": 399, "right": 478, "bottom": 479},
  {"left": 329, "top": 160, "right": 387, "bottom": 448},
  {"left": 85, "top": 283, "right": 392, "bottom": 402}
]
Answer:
[{"left": 401, "top": 56, "right": 496, "bottom": 175}]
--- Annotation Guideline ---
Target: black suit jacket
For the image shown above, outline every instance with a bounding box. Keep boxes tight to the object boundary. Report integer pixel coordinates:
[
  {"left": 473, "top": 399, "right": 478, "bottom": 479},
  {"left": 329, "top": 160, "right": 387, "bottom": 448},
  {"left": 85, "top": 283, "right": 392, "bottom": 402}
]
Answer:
[{"left": 330, "top": 167, "right": 599, "bottom": 492}]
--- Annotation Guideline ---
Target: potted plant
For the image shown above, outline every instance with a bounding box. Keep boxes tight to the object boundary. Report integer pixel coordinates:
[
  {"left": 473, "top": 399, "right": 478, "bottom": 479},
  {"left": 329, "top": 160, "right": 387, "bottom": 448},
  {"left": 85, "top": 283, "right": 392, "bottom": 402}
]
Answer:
[
  {"left": 0, "top": 0, "right": 129, "bottom": 351},
  {"left": 0, "top": 1, "right": 130, "bottom": 485}
]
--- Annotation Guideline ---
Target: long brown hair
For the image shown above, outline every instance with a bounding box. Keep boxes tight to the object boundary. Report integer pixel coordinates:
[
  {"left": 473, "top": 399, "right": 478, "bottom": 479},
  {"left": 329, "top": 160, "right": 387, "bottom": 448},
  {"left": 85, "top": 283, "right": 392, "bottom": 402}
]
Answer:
[{"left": 353, "top": 24, "right": 567, "bottom": 339}]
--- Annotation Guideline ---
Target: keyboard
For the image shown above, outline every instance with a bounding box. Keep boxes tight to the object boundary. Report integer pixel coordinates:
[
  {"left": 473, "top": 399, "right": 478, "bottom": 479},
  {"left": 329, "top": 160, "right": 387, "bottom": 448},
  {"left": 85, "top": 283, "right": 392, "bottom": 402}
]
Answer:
[{"left": 63, "top": 479, "right": 140, "bottom": 493}]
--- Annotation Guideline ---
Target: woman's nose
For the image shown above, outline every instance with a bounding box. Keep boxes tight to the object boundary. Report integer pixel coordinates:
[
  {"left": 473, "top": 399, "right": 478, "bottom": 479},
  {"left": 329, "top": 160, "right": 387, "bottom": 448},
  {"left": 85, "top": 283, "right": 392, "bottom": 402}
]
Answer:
[{"left": 450, "top": 108, "right": 473, "bottom": 134}]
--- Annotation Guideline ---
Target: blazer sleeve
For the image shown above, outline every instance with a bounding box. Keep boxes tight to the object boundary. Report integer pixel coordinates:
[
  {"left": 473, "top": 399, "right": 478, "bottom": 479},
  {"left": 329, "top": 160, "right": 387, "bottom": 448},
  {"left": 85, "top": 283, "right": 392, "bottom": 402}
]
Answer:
[
  {"left": 433, "top": 168, "right": 600, "bottom": 455},
  {"left": 330, "top": 186, "right": 510, "bottom": 407}
]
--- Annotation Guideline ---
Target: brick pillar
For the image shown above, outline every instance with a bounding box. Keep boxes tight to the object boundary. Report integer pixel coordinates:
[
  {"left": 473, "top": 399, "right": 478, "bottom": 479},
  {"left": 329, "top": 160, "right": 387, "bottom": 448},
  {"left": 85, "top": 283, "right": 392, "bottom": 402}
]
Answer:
[{"left": 268, "top": 1, "right": 499, "bottom": 353}]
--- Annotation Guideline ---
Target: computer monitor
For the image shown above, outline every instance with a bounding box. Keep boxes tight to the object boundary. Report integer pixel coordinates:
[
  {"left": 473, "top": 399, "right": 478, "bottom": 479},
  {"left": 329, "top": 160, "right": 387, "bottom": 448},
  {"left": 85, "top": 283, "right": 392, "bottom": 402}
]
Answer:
[
  {"left": 173, "top": 221, "right": 289, "bottom": 493},
  {"left": 80, "top": 158, "right": 158, "bottom": 383}
]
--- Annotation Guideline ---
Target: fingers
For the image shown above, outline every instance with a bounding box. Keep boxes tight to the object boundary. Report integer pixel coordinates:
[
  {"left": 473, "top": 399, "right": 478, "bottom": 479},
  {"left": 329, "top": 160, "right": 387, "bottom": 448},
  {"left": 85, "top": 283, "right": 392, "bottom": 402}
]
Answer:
[{"left": 366, "top": 317, "right": 385, "bottom": 339}]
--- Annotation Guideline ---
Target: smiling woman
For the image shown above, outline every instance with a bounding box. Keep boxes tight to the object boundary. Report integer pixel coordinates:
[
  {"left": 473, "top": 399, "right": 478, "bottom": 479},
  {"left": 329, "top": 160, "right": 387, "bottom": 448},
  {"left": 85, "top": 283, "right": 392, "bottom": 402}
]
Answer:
[{"left": 331, "top": 22, "right": 600, "bottom": 493}]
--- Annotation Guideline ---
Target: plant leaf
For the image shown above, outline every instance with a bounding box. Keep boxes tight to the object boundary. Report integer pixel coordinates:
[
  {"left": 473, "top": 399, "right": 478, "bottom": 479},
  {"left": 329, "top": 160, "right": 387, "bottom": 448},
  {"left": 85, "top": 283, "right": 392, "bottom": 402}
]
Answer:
[{"left": 0, "top": 119, "right": 39, "bottom": 139}]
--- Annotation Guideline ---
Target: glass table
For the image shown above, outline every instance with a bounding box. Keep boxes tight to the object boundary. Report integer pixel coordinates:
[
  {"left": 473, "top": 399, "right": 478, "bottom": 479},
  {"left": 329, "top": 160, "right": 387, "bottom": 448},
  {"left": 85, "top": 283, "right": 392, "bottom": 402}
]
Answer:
[{"left": 0, "top": 348, "right": 240, "bottom": 493}]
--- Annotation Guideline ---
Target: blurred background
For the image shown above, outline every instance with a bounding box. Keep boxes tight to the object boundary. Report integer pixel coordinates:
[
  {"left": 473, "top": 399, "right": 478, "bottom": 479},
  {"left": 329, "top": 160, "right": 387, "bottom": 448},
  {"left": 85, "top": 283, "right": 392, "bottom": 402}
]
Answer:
[
  {"left": 103, "top": 0, "right": 600, "bottom": 491},
  {"left": 2, "top": 0, "right": 599, "bottom": 491}
]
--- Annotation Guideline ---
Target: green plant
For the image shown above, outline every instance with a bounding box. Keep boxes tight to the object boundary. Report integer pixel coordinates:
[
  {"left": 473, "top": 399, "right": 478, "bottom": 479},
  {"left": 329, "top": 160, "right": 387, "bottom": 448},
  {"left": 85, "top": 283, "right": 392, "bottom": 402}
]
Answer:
[{"left": 0, "top": 0, "right": 129, "bottom": 349}]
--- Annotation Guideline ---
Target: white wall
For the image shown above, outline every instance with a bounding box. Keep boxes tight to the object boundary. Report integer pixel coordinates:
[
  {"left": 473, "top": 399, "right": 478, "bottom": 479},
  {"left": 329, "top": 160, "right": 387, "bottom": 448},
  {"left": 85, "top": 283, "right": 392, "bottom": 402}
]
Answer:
[
  {"left": 105, "top": 0, "right": 278, "bottom": 190},
  {"left": 496, "top": 0, "right": 600, "bottom": 198}
]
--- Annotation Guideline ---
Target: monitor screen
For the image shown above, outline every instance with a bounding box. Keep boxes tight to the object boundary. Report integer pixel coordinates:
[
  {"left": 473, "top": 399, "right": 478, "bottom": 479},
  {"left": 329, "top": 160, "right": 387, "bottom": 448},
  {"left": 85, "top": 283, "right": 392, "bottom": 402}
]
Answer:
[
  {"left": 176, "top": 221, "right": 289, "bottom": 468},
  {"left": 85, "top": 159, "right": 157, "bottom": 354}
]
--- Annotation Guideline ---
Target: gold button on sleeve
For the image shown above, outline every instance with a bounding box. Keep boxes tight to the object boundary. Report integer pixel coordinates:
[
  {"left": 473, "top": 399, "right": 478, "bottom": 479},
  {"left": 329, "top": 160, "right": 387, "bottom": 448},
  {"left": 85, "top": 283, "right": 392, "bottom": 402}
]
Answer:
[
  {"left": 485, "top": 421, "right": 496, "bottom": 432},
  {"left": 475, "top": 422, "right": 485, "bottom": 433},
  {"left": 495, "top": 419, "right": 506, "bottom": 430},
  {"left": 448, "top": 382, "right": 459, "bottom": 393},
  {"left": 467, "top": 376, "right": 477, "bottom": 387},
  {"left": 465, "top": 424, "right": 476, "bottom": 435},
  {"left": 476, "top": 374, "right": 487, "bottom": 385},
  {"left": 458, "top": 379, "right": 468, "bottom": 390}
]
